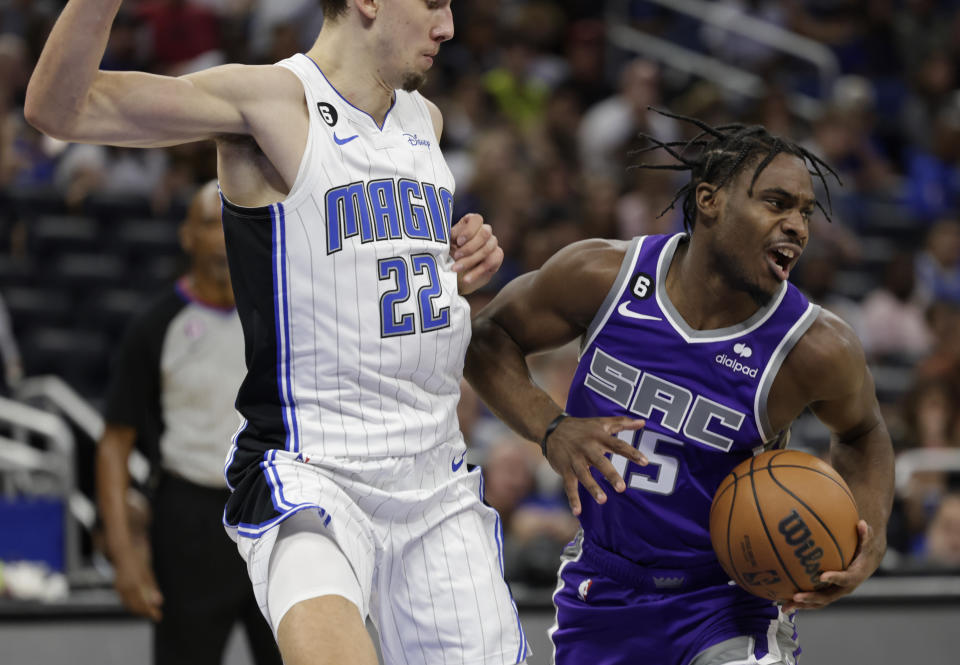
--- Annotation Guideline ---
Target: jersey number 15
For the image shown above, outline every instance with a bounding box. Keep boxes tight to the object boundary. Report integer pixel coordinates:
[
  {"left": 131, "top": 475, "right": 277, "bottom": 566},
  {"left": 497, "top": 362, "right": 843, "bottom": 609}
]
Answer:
[{"left": 611, "top": 429, "right": 685, "bottom": 496}]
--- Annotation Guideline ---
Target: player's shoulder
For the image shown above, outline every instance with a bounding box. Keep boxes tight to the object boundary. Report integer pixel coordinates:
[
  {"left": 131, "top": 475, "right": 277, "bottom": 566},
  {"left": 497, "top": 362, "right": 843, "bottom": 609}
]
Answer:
[
  {"left": 255, "top": 62, "right": 306, "bottom": 98},
  {"left": 185, "top": 62, "right": 303, "bottom": 101},
  {"left": 787, "top": 307, "right": 866, "bottom": 398},
  {"left": 414, "top": 93, "right": 443, "bottom": 141},
  {"left": 533, "top": 238, "right": 631, "bottom": 302},
  {"left": 544, "top": 238, "right": 631, "bottom": 276}
]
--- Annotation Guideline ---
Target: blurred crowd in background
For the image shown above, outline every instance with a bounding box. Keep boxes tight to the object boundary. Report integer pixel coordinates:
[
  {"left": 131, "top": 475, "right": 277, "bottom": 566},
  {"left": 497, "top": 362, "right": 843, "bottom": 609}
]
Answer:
[{"left": 1, "top": 0, "right": 960, "bottom": 590}]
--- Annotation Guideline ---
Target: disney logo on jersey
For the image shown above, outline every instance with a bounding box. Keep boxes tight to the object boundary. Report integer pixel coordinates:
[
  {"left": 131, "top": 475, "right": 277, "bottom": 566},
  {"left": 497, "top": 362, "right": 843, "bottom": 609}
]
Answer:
[
  {"left": 325, "top": 179, "right": 454, "bottom": 253},
  {"left": 403, "top": 133, "right": 432, "bottom": 149},
  {"left": 715, "top": 346, "right": 759, "bottom": 378}
]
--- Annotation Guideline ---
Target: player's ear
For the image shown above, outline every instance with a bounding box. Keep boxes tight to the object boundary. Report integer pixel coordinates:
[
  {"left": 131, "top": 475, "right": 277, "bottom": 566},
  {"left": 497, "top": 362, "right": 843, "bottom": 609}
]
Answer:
[
  {"left": 355, "top": 0, "right": 378, "bottom": 20},
  {"left": 695, "top": 182, "right": 721, "bottom": 224}
]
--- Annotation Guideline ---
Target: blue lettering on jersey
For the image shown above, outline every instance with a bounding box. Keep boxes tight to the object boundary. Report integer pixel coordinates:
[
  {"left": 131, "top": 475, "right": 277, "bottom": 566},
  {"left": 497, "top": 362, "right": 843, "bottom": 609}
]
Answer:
[
  {"left": 585, "top": 348, "right": 745, "bottom": 451},
  {"left": 398, "top": 179, "right": 432, "bottom": 240},
  {"left": 325, "top": 181, "right": 372, "bottom": 253},
  {"left": 325, "top": 179, "right": 452, "bottom": 254},
  {"left": 368, "top": 179, "right": 403, "bottom": 241}
]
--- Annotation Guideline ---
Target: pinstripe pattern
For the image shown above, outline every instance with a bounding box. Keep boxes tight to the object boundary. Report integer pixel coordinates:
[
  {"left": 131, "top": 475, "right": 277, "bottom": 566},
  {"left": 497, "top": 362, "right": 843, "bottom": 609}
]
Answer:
[
  {"left": 224, "top": 54, "right": 525, "bottom": 662},
  {"left": 237, "top": 442, "right": 529, "bottom": 663},
  {"left": 257, "top": 54, "right": 468, "bottom": 460},
  {"left": 271, "top": 203, "right": 302, "bottom": 454}
]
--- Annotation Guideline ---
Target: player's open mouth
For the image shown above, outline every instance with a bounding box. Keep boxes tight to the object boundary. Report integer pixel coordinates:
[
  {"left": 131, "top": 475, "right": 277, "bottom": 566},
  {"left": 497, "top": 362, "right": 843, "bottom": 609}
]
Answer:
[{"left": 766, "top": 243, "right": 800, "bottom": 281}]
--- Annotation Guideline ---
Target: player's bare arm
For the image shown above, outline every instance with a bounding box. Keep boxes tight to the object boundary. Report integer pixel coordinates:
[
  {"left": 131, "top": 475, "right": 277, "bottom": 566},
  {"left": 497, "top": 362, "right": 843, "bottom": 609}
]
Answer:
[
  {"left": 25, "top": 0, "right": 308, "bottom": 186},
  {"left": 773, "top": 310, "right": 894, "bottom": 611},
  {"left": 466, "top": 239, "right": 647, "bottom": 515}
]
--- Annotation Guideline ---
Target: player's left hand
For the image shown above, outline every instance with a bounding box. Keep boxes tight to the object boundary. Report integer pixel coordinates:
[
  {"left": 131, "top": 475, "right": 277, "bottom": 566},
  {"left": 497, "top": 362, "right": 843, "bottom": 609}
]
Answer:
[
  {"left": 450, "top": 213, "right": 503, "bottom": 295},
  {"left": 781, "top": 519, "right": 883, "bottom": 612}
]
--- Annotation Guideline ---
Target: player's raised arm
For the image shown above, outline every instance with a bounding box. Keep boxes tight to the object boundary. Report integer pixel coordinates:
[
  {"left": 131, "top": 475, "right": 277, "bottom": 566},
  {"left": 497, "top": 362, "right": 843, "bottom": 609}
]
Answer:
[
  {"left": 781, "top": 310, "right": 895, "bottom": 611},
  {"left": 24, "top": 0, "right": 275, "bottom": 147},
  {"left": 465, "top": 239, "right": 647, "bottom": 515}
]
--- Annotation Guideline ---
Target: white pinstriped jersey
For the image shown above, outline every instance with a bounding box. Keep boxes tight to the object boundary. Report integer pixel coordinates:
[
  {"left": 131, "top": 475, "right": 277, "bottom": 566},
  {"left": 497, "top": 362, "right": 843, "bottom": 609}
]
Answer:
[
  {"left": 221, "top": 54, "right": 468, "bottom": 466},
  {"left": 221, "top": 58, "right": 532, "bottom": 662}
]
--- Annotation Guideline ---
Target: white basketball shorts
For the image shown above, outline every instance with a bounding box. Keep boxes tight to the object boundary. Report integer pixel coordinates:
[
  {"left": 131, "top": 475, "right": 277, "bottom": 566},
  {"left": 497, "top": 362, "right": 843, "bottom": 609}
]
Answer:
[{"left": 233, "top": 437, "right": 531, "bottom": 664}]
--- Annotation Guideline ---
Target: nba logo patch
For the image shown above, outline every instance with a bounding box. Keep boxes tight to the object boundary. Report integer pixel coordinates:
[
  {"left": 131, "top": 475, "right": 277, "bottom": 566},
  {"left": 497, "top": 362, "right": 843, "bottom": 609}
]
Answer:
[{"left": 578, "top": 578, "right": 593, "bottom": 601}]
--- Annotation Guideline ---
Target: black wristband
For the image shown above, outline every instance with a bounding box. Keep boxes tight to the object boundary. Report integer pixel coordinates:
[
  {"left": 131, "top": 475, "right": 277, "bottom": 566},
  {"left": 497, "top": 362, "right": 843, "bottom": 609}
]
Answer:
[{"left": 540, "top": 411, "right": 569, "bottom": 455}]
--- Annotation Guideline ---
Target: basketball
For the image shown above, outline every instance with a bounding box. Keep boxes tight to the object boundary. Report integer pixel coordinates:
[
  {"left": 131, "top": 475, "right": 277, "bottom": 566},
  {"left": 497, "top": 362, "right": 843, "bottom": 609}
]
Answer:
[{"left": 709, "top": 450, "right": 860, "bottom": 602}]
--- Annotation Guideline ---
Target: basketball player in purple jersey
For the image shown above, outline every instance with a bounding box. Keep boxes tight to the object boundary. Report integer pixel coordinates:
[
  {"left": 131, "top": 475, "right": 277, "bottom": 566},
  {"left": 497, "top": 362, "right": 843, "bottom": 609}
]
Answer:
[
  {"left": 466, "top": 114, "right": 895, "bottom": 665},
  {"left": 26, "top": 2, "right": 525, "bottom": 665}
]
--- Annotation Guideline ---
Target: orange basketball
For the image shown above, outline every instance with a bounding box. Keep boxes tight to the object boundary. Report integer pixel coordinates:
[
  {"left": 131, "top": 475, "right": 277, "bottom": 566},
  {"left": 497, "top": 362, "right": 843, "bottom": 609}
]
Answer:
[{"left": 709, "top": 449, "right": 859, "bottom": 602}]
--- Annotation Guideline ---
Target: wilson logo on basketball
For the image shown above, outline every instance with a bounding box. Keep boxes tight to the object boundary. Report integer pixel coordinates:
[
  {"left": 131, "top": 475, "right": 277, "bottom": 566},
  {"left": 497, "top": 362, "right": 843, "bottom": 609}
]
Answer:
[{"left": 777, "top": 510, "right": 826, "bottom": 588}]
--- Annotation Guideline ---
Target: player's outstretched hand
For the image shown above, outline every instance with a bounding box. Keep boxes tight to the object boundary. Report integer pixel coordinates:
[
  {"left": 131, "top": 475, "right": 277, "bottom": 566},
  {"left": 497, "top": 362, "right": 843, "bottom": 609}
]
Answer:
[
  {"left": 782, "top": 520, "right": 882, "bottom": 612},
  {"left": 114, "top": 556, "right": 164, "bottom": 622},
  {"left": 450, "top": 213, "right": 503, "bottom": 294},
  {"left": 544, "top": 416, "right": 648, "bottom": 516}
]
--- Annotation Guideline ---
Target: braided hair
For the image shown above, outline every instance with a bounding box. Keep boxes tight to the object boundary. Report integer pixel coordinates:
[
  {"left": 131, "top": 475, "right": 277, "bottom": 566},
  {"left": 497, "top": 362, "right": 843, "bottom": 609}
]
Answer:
[{"left": 632, "top": 108, "right": 841, "bottom": 234}]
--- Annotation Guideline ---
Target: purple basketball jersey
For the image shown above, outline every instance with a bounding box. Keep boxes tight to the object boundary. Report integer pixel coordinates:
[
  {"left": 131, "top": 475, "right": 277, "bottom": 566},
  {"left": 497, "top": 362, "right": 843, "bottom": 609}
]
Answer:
[
  {"left": 567, "top": 232, "right": 820, "bottom": 573},
  {"left": 551, "top": 233, "right": 817, "bottom": 665}
]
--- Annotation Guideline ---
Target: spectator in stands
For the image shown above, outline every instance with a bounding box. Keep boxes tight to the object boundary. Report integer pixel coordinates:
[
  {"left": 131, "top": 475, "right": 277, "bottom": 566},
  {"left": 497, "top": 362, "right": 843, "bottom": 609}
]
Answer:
[
  {"left": 0, "top": 33, "right": 57, "bottom": 189},
  {"left": 902, "top": 379, "right": 960, "bottom": 450},
  {"left": 793, "top": 244, "right": 863, "bottom": 336},
  {"left": 483, "top": 29, "right": 551, "bottom": 132},
  {"left": 578, "top": 58, "right": 678, "bottom": 181},
  {"left": 136, "top": 0, "right": 224, "bottom": 75},
  {"left": 561, "top": 19, "right": 611, "bottom": 111},
  {"left": 99, "top": 10, "right": 149, "bottom": 72},
  {"left": 526, "top": 83, "right": 583, "bottom": 172},
  {"left": 53, "top": 144, "right": 170, "bottom": 212},
  {"left": 905, "top": 105, "right": 960, "bottom": 224},
  {"left": 915, "top": 219, "right": 960, "bottom": 306},
  {"left": 244, "top": 0, "right": 324, "bottom": 64},
  {"left": 860, "top": 251, "right": 933, "bottom": 361},
  {"left": 893, "top": 0, "right": 955, "bottom": 81},
  {"left": 922, "top": 490, "right": 960, "bottom": 569},
  {"left": 95, "top": 181, "right": 281, "bottom": 665},
  {"left": 901, "top": 49, "right": 956, "bottom": 154},
  {"left": 805, "top": 102, "right": 895, "bottom": 232}
]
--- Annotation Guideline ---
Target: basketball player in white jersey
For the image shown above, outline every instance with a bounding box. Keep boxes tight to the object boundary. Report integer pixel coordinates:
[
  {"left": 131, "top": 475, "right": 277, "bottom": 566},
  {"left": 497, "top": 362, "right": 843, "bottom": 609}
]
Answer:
[{"left": 26, "top": 2, "right": 526, "bottom": 665}]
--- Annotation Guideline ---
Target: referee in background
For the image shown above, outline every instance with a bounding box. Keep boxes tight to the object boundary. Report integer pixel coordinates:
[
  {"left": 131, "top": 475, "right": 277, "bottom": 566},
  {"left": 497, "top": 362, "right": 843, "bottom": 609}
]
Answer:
[{"left": 95, "top": 181, "right": 281, "bottom": 665}]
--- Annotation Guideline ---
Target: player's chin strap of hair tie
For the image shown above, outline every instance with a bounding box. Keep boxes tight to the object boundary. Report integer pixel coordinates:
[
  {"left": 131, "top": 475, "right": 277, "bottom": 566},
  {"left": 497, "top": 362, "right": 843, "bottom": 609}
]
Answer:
[{"left": 540, "top": 411, "right": 569, "bottom": 456}]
